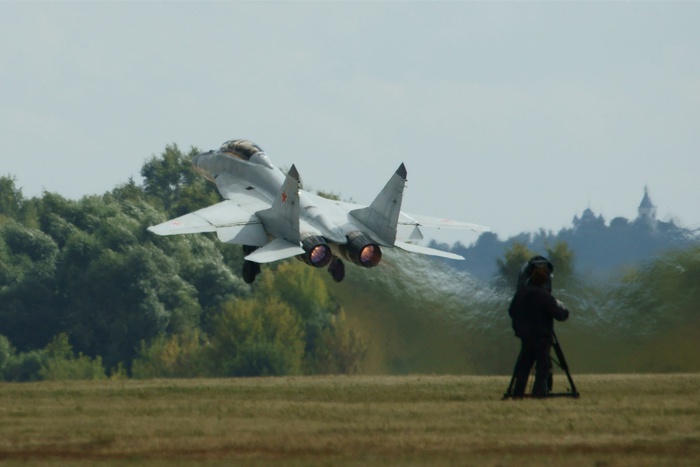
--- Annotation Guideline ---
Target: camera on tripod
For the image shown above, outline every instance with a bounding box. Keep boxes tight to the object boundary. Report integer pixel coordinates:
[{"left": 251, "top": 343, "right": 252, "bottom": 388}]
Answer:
[{"left": 503, "top": 256, "right": 579, "bottom": 399}]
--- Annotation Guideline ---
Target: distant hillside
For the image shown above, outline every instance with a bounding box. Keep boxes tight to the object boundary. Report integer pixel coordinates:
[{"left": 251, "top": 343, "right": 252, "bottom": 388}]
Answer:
[{"left": 442, "top": 187, "right": 699, "bottom": 282}]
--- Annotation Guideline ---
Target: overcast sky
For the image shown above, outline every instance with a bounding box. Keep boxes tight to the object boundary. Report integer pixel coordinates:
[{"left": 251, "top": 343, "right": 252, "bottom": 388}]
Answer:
[{"left": 2, "top": 2, "right": 699, "bottom": 242}]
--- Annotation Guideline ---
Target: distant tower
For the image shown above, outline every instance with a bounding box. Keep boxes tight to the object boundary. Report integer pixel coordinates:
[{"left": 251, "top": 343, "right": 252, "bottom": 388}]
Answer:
[{"left": 637, "top": 186, "right": 657, "bottom": 224}]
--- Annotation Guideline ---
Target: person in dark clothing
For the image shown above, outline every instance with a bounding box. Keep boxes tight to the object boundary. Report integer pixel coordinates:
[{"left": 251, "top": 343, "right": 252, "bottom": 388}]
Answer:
[{"left": 508, "top": 256, "right": 569, "bottom": 398}]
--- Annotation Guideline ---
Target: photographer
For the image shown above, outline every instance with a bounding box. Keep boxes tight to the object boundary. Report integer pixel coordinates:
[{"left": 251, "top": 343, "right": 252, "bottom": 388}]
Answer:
[{"left": 508, "top": 256, "right": 569, "bottom": 398}]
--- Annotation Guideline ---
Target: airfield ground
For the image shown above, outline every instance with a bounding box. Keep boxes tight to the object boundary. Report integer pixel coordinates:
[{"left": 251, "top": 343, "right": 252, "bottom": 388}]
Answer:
[{"left": 0, "top": 374, "right": 698, "bottom": 465}]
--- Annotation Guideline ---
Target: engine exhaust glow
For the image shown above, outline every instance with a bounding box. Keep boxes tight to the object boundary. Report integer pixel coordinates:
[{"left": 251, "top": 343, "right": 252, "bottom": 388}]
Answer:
[
  {"left": 341, "top": 232, "right": 382, "bottom": 268},
  {"left": 309, "top": 244, "right": 332, "bottom": 266},
  {"left": 299, "top": 235, "right": 333, "bottom": 268},
  {"left": 360, "top": 245, "right": 381, "bottom": 267}
]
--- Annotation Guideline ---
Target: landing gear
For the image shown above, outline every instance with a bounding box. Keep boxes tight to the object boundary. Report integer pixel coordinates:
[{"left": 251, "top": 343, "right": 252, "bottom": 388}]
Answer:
[
  {"left": 242, "top": 260, "right": 261, "bottom": 284},
  {"left": 328, "top": 257, "right": 345, "bottom": 282},
  {"left": 242, "top": 246, "right": 261, "bottom": 284}
]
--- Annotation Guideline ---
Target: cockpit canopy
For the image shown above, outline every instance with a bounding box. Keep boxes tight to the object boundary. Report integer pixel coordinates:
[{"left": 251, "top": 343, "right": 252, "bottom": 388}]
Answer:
[{"left": 219, "top": 140, "right": 265, "bottom": 160}]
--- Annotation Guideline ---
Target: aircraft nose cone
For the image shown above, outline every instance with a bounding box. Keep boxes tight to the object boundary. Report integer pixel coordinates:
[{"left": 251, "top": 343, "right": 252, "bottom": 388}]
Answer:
[
  {"left": 192, "top": 153, "right": 207, "bottom": 167},
  {"left": 190, "top": 152, "right": 214, "bottom": 182},
  {"left": 191, "top": 153, "right": 204, "bottom": 168}
]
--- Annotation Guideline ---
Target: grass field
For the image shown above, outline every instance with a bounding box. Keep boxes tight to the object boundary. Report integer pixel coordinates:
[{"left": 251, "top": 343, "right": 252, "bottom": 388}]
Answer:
[{"left": 0, "top": 374, "right": 698, "bottom": 466}]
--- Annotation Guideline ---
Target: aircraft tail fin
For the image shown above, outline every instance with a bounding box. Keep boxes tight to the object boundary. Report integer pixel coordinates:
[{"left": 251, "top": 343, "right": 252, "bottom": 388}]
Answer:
[
  {"left": 350, "top": 163, "right": 407, "bottom": 246},
  {"left": 256, "top": 165, "right": 301, "bottom": 244}
]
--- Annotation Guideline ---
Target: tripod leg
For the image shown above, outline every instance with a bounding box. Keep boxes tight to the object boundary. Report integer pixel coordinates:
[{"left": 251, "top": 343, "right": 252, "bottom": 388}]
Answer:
[
  {"left": 551, "top": 331, "right": 579, "bottom": 397},
  {"left": 503, "top": 352, "right": 520, "bottom": 399},
  {"left": 506, "top": 342, "right": 536, "bottom": 399},
  {"left": 547, "top": 366, "right": 553, "bottom": 393}
]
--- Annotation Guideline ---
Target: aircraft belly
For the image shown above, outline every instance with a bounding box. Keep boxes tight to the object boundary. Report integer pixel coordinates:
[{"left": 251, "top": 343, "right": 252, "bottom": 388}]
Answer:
[
  {"left": 299, "top": 219, "right": 323, "bottom": 238},
  {"left": 303, "top": 197, "right": 352, "bottom": 230}
]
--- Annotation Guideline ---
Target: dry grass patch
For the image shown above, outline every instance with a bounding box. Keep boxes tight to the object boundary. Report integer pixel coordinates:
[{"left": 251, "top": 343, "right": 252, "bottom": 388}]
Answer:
[{"left": 0, "top": 374, "right": 698, "bottom": 465}]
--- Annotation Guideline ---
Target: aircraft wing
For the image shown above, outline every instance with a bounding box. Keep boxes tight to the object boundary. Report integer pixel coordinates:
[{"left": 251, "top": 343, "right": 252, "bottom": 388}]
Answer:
[{"left": 147, "top": 200, "right": 269, "bottom": 246}]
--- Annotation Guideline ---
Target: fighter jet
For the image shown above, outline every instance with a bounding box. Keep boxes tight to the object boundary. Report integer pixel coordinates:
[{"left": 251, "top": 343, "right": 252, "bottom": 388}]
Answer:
[{"left": 148, "top": 139, "right": 489, "bottom": 283}]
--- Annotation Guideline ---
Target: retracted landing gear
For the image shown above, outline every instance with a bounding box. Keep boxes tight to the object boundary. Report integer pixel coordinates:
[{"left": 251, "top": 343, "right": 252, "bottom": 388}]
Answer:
[{"left": 242, "top": 260, "right": 261, "bottom": 284}]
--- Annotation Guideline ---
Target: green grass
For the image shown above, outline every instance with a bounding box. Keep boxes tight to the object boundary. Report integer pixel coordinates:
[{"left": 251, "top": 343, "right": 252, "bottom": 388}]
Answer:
[{"left": 0, "top": 374, "right": 698, "bottom": 465}]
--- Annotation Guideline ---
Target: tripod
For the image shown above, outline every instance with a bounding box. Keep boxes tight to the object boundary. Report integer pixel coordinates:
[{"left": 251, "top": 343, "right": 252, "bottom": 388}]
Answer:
[{"left": 503, "top": 331, "right": 580, "bottom": 399}]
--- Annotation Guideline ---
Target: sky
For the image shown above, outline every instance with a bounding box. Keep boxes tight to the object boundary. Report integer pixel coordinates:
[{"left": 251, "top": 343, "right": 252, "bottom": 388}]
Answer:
[{"left": 2, "top": 1, "right": 699, "bottom": 243}]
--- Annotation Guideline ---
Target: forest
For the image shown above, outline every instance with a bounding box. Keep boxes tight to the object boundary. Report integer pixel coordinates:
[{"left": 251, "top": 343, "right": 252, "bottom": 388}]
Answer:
[{"left": 1, "top": 144, "right": 699, "bottom": 381}]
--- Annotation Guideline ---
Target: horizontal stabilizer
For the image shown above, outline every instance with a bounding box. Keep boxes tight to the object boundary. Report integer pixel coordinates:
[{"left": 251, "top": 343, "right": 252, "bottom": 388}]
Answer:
[
  {"left": 244, "top": 238, "right": 304, "bottom": 264},
  {"left": 401, "top": 213, "right": 490, "bottom": 233},
  {"left": 395, "top": 241, "right": 465, "bottom": 260}
]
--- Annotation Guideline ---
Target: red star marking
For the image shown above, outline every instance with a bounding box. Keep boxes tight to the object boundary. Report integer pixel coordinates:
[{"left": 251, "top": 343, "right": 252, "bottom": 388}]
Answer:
[{"left": 281, "top": 191, "right": 288, "bottom": 203}]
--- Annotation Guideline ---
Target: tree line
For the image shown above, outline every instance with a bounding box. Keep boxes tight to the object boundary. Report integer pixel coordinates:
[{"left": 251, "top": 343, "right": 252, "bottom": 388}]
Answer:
[{"left": 2, "top": 144, "right": 699, "bottom": 380}]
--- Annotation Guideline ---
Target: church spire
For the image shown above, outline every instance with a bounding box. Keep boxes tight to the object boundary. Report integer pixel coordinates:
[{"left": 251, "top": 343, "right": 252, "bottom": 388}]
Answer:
[{"left": 637, "top": 186, "right": 657, "bottom": 223}]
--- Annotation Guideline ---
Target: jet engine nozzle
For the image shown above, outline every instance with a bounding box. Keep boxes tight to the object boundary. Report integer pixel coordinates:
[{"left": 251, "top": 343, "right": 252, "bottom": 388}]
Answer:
[
  {"left": 298, "top": 235, "right": 333, "bottom": 268},
  {"left": 340, "top": 232, "right": 382, "bottom": 268}
]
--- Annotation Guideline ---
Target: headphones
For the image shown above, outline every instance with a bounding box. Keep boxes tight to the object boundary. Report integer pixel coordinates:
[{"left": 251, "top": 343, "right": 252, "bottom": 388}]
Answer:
[{"left": 517, "top": 255, "right": 554, "bottom": 291}]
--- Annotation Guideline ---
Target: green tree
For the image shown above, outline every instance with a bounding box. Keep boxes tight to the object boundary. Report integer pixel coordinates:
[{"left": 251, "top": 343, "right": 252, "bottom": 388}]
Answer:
[
  {"left": 168, "top": 235, "right": 249, "bottom": 333},
  {"left": 39, "top": 334, "right": 106, "bottom": 381},
  {"left": 1, "top": 351, "right": 44, "bottom": 382},
  {"left": 30, "top": 190, "right": 229, "bottom": 370},
  {"left": 495, "top": 242, "right": 535, "bottom": 289},
  {"left": 140, "top": 144, "right": 219, "bottom": 217},
  {"left": 254, "top": 262, "right": 366, "bottom": 374},
  {"left": 208, "top": 297, "right": 305, "bottom": 377},
  {"left": 131, "top": 330, "right": 210, "bottom": 378},
  {"left": 303, "top": 308, "right": 366, "bottom": 374},
  {"left": 0, "top": 335, "right": 12, "bottom": 373},
  {"left": 61, "top": 244, "right": 202, "bottom": 370},
  {"left": 0, "top": 222, "right": 60, "bottom": 350},
  {"left": 0, "top": 334, "right": 105, "bottom": 382},
  {"left": 545, "top": 241, "right": 575, "bottom": 287},
  {"left": 0, "top": 175, "right": 23, "bottom": 221},
  {"left": 111, "top": 177, "right": 145, "bottom": 204}
]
